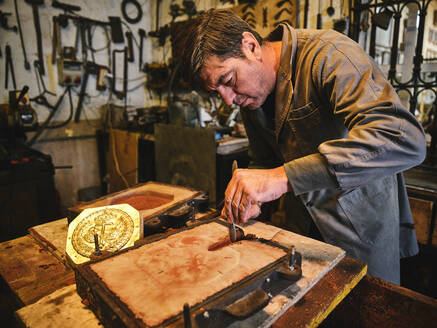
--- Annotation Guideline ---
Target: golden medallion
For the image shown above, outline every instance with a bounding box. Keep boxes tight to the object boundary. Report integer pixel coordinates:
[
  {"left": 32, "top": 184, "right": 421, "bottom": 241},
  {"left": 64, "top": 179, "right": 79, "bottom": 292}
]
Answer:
[{"left": 67, "top": 204, "right": 142, "bottom": 265}]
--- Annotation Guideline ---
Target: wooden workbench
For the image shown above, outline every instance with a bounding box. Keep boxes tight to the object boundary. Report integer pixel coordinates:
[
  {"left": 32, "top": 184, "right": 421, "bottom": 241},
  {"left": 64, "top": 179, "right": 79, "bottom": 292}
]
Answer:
[
  {"left": 3, "top": 218, "right": 436, "bottom": 327},
  {"left": 0, "top": 218, "right": 352, "bottom": 327}
]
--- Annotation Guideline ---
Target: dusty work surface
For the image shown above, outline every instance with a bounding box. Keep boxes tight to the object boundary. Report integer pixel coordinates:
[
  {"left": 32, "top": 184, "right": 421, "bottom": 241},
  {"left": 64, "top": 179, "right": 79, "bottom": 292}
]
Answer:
[
  {"left": 90, "top": 221, "right": 287, "bottom": 327},
  {"left": 77, "top": 220, "right": 345, "bottom": 327},
  {"left": 8, "top": 219, "right": 345, "bottom": 327},
  {"left": 0, "top": 235, "right": 74, "bottom": 305},
  {"left": 239, "top": 221, "right": 346, "bottom": 327},
  {"left": 28, "top": 218, "right": 69, "bottom": 265},
  {"left": 273, "top": 257, "right": 367, "bottom": 327},
  {"left": 16, "top": 284, "right": 101, "bottom": 328}
]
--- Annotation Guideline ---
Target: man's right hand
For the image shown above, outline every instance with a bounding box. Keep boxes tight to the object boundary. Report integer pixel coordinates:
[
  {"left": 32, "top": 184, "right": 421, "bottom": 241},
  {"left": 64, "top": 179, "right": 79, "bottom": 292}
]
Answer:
[
  {"left": 221, "top": 166, "right": 291, "bottom": 224},
  {"left": 221, "top": 201, "right": 261, "bottom": 224}
]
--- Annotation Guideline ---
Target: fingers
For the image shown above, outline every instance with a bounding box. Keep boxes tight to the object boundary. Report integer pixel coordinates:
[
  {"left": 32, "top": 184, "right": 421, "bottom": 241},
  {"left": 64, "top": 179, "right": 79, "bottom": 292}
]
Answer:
[
  {"left": 223, "top": 173, "right": 238, "bottom": 223},
  {"left": 240, "top": 202, "right": 261, "bottom": 224},
  {"left": 221, "top": 207, "right": 229, "bottom": 222},
  {"left": 232, "top": 182, "right": 244, "bottom": 222},
  {"left": 238, "top": 191, "right": 252, "bottom": 223}
]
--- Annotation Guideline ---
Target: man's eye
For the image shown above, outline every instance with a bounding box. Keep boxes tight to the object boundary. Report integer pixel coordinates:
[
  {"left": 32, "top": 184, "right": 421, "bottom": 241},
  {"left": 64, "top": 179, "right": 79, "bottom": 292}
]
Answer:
[{"left": 224, "top": 78, "right": 233, "bottom": 86}]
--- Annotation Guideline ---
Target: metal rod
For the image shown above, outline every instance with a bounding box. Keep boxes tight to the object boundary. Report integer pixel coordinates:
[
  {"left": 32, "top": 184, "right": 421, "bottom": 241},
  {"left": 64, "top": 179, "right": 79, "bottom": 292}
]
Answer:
[{"left": 388, "top": 9, "right": 401, "bottom": 82}]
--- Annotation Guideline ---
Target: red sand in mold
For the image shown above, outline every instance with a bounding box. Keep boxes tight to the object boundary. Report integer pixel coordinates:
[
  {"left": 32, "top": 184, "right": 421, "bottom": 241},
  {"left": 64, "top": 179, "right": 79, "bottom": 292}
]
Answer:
[{"left": 112, "top": 194, "right": 171, "bottom": 210}]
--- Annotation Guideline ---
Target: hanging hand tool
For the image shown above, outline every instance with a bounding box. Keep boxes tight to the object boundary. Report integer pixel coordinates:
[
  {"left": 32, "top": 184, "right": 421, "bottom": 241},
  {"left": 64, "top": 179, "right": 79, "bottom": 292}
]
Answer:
[
  {"left": 86, "top": 23, "right": 96, "bottom": 63},
  {"left": 138, "top": 28, "right": 146, "bottom": 71},
  {"left": 5, "top": 45, "right": 17, "bottom": 90},
  {"left": 28, "top": 86, "right": 72, "bottom": 145},
  {"left": 242, "top": 11, "right": 255, "bottom": 20},
  {"left": 25, "top": 0, "right": 45, "bottom": 75},
  {"left": 96, "top": 65, "right": 109, "bottom": 91},
  {"left": 14, "top": 0, "right": 30, "bottom": 70},
  {"left": 112, "top": 48, "right": 128, "bottom": 99},
  {"left": 51, "top": 1, "right": 80, "bottom": 64},
  {"left": 0, "top": 11, "right": 17, "bottom": 32},
  {"left": 317, "top": 0, "right": 322, "bottom": 29},
  {"left": 51, "top": 0, "right": 81, "bottom": 13},
  {"left": 148, "top": 24, "right": 170, "bottom": 47},
  {"left": 76, "top": 18, "right": 90, "bottom": 62},
  {"left": 33, "top": 60, "right": 56, "bottom": 96},
  {"left": 182, "top": 1, "right": 197, "bottom": 19},
  {"left": 125, "top": 31, "right": 134, "bottom": 63},
  {"left": 276, "top": 0, "right": 291, "bottom": 7},
  {"left": 108, "top": 16, "right": 124, "bottom": 43},
  {"left": 74, "top": 61, "right": 99, "bottom": 122},
  {"left": 263, "top": 7, "right": 268, "bottom": 27},
  {"left": 327, "top": 0, "right": 335, "bottom": 17},
  {"left": 148, "top": 0, "right": 169, "bottom": 46},
  {"left": 169, "top": 3, "right": 181, "bottom": 21},
  {"left": 51, "top": 15, "right": 60, "bottom": 64},
  {"left": 121, "top": 0, "right": 143, "bottom": 24},
  {"left": 274, "top": 7, "right": 292, "bottom": 21}
]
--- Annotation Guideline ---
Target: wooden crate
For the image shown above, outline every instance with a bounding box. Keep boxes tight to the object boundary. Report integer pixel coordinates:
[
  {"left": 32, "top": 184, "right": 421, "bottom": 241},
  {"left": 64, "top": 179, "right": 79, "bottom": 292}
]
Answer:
[{"left": 407, "top": 187, "right": 437, "bottom": 247}]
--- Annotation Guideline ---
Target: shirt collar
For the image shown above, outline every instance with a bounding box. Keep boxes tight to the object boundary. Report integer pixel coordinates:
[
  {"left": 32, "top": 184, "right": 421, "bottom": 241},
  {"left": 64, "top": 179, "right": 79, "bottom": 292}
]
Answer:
[{"left": 266, "top": 23, "right": 297, "bottom": 139}]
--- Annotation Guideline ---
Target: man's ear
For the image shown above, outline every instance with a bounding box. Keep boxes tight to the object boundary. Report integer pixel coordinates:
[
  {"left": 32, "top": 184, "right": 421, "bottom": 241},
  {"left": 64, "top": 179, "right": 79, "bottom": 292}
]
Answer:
[{"left": 241, "top": 32, "right": 262, "bottom": 61}]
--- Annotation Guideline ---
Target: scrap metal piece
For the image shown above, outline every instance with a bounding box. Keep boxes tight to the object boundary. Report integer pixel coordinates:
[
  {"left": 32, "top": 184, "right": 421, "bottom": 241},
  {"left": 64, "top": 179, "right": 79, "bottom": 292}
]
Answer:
[
  {"left": 66, "top": 204, "right": 141, "bottom": 265},
  {"left": 224, "top": 288, "right": 270, "bottom": 318}
]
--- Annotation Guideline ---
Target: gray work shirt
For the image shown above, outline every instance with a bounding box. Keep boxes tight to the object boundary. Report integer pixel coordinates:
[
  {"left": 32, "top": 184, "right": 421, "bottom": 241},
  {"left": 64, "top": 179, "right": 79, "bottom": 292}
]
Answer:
[{"left": 241, "top": 24, "right": 426, "bottom": 284}]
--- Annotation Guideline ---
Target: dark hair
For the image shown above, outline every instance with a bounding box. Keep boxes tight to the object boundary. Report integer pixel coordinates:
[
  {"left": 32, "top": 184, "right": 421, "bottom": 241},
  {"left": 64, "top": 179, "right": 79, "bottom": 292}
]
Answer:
[{"left": 182, "top": 8, "right": 263, "bottom": 87}]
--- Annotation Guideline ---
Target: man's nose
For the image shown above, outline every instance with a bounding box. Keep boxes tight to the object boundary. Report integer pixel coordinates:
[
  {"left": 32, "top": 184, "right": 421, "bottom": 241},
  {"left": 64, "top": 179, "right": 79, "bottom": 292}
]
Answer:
[{"left": 217, "top": 86, "right": 235, "bottom": 106}]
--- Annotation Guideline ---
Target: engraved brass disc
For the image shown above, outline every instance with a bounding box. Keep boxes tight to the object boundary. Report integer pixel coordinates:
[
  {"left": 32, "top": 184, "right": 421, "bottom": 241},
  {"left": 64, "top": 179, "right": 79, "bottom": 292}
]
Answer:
[
  {"left": 66, "top": 204, "right": 141, "bottom": 265},
  {"left": 72, "top": 208, "right": 134, "bottom": 258}
]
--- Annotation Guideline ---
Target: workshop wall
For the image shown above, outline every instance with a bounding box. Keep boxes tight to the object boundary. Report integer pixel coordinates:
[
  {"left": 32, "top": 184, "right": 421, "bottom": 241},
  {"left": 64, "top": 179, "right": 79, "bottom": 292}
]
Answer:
[
  {"left": 0, "top": 0, "right": 232, "bottom": 214},
  {"left": 0, "top": 0, "right": 346, "bottom": 215}
]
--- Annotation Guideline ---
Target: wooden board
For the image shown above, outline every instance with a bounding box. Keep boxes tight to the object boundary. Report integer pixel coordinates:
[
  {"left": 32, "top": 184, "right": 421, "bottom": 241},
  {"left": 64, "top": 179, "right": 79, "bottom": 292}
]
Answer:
[
  {"left": 15, "top": 258, "right": 366, "bottom": 328},
  {"left": 106, "top": 128, "right": 139, "bottom": 193},
  {"left": 69, "top": 181, "right": 200, "bottom": 222},
  {"left": 321, "top": 274, "right": 437, "bottom": 328},
  {"left": 28, "top": 218, "right": 69, "bottom": 265},
  {"left": 16, "top": 284, "right": 101, "bottom": 328},
  {"left": 233, "top": 221, "right": 346, "bottom": 327},
  {"left": 408, "top": 196, "right": 435, "bottom": 245},
  {"left": 89, "top": 221, "right": 287, "bottom": 327},
  {"left": 0, "top": 235, "right": 74, "bottom": 305},
  {"left": 273, "top": 257, "right": 367, "bottom": 327},
  {"left": 76, "top": 220, "right": 345, "bottom": 327}
]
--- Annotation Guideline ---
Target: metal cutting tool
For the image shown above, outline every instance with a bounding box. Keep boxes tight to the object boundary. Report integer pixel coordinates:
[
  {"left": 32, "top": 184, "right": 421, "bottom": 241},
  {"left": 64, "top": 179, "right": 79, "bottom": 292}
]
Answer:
[{"left": 229, "top": 160, "right": 239, "bottom": 242}]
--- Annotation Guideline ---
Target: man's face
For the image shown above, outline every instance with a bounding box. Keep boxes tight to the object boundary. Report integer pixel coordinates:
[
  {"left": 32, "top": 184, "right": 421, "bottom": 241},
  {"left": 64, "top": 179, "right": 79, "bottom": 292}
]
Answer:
[{"left": 199, "top": 54, "right": 273, "bottom": 110}]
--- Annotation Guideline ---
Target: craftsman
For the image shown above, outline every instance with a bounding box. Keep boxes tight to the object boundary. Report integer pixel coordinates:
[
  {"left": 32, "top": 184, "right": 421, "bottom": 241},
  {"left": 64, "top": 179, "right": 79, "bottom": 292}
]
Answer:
[{"left": 182, "top": 9, "right": 427, "bottom": 284}]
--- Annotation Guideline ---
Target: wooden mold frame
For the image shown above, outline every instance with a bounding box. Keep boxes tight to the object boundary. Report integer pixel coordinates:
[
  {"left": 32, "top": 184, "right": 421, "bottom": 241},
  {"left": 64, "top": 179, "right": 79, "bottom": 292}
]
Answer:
[
  {"left": 74, "top": 219, "right": 296, "bottom": 328},
  {"left": 68, "top": 181, "right": 201, "bottom": 222}
]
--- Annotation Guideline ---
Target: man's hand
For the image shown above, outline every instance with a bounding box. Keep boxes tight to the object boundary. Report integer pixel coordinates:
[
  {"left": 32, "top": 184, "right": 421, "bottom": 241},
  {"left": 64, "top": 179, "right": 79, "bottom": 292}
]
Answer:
[{"left": 221, "top": 166, "right": 291, "bottom": 224}]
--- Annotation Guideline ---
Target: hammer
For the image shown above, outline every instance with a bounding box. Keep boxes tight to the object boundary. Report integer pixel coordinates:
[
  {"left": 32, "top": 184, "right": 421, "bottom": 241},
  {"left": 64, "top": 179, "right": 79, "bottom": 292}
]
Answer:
[{"left": 25, "top": 0, "right": 45, "bottom": 75}]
